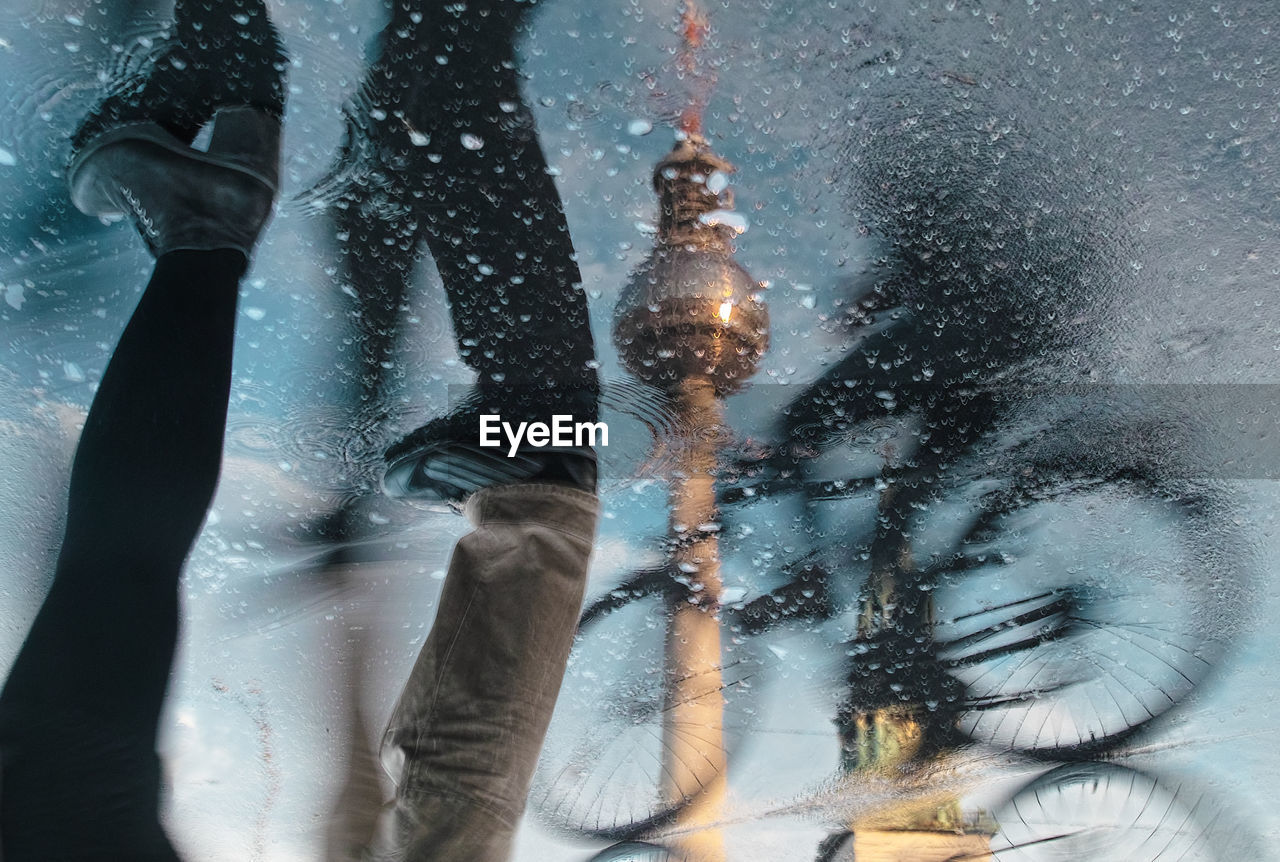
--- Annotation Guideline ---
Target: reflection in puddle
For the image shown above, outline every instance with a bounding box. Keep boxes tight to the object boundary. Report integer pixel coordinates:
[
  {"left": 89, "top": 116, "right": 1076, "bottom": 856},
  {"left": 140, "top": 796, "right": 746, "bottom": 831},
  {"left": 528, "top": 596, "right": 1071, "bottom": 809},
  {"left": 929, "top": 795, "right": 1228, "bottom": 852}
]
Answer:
[{"left": 0, "top": 0, "right": 1277, "bottom": 859}]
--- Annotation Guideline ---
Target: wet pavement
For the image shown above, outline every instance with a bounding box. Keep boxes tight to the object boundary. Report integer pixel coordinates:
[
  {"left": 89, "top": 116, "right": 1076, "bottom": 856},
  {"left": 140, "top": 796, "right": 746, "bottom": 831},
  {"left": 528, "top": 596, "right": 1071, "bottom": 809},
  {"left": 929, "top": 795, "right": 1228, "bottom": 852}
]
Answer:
[{"left": 2, "top": 1, "right": 1280, "bottom": 859}]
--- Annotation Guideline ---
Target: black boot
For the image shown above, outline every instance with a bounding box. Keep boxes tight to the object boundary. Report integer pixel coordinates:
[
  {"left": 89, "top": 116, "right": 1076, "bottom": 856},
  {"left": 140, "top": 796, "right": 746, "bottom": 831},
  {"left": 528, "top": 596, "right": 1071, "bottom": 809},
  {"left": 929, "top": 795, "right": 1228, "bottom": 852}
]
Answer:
[
  {"left": 68, "top": 0, "right": 287, "bottom": 257},
  {"left": 69, "top": 108, "right": 282, "bottom": 258}
]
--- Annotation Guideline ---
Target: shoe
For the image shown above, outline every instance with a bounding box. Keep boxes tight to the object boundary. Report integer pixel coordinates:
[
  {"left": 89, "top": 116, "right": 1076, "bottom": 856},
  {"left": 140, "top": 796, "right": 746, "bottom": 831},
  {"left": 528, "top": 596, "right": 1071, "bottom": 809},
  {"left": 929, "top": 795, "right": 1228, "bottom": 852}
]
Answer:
[
  {"left": 383, "top": 444, "right": 597, "bottom": 504},
  {"left": 68, "top": 108, "right": 281, "bottom": 258},
  {"left": 68, "top": 1, "right": 286, "bottom": 256},
  {"left": 382, "top": 390, "right": 598, "bottom": 503}
]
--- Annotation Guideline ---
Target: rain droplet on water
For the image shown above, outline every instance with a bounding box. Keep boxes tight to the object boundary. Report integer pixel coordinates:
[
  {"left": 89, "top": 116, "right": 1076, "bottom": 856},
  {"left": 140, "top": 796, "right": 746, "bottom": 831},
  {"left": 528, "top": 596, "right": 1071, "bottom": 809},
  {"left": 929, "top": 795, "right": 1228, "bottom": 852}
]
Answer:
[{"left": 698, "top": 210, "right": 749, "bottom": 234}]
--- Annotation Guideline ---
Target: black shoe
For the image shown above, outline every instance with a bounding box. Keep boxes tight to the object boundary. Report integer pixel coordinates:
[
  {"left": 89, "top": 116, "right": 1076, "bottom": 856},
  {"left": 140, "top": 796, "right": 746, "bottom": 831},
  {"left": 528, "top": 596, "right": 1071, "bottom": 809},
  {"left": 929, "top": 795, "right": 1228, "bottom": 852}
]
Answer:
[
  {"left": 68, "top": 2, "right": 287, "bottom": 256},
  {"left": 69, "top": 108, "right": 282, "bottom": 257},
  {"left": 383, "top": 390, "right": 598, "bottom": 503},
  {"left": 384, "top": 444, "right": 597, "bottom": 504}
]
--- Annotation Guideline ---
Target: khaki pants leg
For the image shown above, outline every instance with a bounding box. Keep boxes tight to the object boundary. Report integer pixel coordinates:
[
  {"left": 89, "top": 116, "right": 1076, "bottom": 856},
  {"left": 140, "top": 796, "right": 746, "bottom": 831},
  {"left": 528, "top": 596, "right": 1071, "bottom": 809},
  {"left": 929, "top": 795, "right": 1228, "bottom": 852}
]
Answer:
[{"left": 367, "top": 483, "right": 599, "bottom": 862}]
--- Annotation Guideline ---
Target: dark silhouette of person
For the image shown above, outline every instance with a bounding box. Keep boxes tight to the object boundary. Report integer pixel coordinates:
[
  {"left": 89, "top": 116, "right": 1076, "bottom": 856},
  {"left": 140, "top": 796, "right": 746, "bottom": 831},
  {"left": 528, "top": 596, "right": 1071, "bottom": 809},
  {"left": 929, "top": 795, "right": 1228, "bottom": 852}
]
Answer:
[
  {"left": 0, "top": 1, "right": 286, "bottom": 857},
  {"left": 312, "top": 0, "right": 599, "bottom": 506},
  {"left": 311, "top": 3, "right": 602, "bottom": 859}
]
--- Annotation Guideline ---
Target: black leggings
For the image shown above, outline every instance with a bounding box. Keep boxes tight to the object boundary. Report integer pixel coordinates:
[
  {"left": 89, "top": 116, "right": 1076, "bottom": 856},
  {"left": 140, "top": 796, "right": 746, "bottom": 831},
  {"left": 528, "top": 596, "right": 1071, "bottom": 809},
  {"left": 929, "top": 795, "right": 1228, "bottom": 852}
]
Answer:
[{"left": 0, "top": 249, "right": 245, "bottom": 860}]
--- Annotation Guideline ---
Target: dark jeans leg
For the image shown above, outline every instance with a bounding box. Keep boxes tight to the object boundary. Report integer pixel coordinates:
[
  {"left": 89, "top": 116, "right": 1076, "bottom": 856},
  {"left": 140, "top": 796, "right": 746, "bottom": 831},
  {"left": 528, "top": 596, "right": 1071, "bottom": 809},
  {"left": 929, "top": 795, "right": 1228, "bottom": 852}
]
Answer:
[
  {"left": 362, "top": 0, "right": 598, "bottom": 413},
  {"left": 0, "top": 249, "right": 246, "bottom": 861}
]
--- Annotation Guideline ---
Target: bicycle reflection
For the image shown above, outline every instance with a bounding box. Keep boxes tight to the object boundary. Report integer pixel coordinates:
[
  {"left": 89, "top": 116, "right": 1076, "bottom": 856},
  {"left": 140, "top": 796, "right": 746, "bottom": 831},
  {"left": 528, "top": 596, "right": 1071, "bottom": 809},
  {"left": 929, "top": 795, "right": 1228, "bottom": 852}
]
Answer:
[{"left": 535, "top": 379, "right": 1248, "bottom": 859}]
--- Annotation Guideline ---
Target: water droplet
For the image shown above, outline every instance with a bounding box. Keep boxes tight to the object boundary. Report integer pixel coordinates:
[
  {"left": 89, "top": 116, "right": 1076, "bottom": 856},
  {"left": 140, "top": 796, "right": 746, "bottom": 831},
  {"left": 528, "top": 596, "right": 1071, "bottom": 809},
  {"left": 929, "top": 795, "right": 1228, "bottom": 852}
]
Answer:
[
  {"left": 698, "top": 209, "right": 748, "bottom": 234},
  {"left": 627, "top": 118, "right": 653, "bottom": 136},
  {"left": 4, "top": 283, "right": 23, "bottom": 309}
]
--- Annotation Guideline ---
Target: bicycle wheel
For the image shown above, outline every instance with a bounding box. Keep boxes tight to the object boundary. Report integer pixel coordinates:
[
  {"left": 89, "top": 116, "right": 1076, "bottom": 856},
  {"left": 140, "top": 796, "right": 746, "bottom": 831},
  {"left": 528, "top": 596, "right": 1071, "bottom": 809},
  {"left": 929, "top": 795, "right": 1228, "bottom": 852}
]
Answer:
[
  {"left": 927, "top": 478, "right": 1240, "bottom": 757},
  {"left": 990, "top": 763, "right": 1220, "bottom": 860},
  {"left": 587, "top": 841, "right": 685, "bottom": 862},
  {"left": 529, "top": 571, "right": 762, "bottom": 839}
]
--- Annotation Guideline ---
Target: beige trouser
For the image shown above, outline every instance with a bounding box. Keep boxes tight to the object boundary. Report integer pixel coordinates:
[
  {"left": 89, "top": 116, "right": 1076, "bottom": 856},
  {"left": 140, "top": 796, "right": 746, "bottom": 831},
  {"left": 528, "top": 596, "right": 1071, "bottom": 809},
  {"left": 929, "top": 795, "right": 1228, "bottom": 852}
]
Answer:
[{"left": 365, "top": 483, "right": 599, "bottom": 862}]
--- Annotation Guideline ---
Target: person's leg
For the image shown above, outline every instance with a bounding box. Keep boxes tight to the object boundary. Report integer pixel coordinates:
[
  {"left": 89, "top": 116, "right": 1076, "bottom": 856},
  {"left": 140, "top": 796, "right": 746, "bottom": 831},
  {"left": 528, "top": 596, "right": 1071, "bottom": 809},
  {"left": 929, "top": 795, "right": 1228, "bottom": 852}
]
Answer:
[
  {"left": 344, "top": 0, "right": 599, "bottom": 502},
  {"left": 0, "top": 1, "right": 284, "bottom": 854},
  {"left": 354, "top": 0, "right": 597, "bottom": 429},
  {"left": 399, "top": 11, "right": 596, "bottom": 401},
  {"left": 325, "top": 6, "right": 601, "bottom": 858},
  {"left": 367, "top": 483, "right": 600, "bottom": 862},
  {"left": 316, "top": 183, "right": 428, "bottom": 541},
  {"left": 0, "top": 249, "right": 246, "bottom": 860}
]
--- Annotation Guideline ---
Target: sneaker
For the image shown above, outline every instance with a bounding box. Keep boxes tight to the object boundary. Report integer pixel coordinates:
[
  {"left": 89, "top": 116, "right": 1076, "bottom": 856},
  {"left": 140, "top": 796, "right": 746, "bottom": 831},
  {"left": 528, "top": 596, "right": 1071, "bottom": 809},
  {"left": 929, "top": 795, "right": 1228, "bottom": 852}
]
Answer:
[{"left": 382, "top": 389, "right": 598, "bottom": 503}]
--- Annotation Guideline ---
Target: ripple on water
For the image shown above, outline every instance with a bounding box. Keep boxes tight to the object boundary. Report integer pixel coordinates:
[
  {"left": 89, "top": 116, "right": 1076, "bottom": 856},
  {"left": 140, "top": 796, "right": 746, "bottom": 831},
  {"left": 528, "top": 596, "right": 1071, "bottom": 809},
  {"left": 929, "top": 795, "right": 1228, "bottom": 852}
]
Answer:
[
  {"left": 599, "top": 379, "right": 759, "bottom": 492},
  {"left": 0, "top": 24, "right": 170, "bottom": 170},
  {"left": 0, "top": 0, "right": 54, "bottom": 26}
]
